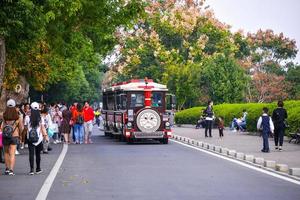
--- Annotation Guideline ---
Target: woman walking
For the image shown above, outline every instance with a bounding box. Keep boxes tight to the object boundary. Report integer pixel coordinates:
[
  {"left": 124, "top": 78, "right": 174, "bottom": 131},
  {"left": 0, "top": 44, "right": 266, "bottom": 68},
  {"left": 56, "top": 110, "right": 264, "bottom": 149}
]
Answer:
[
  {"left": 60, "top": 107, "right": 72, "bottom": 144},
  {"left": 72, "top": 104, "right": 84, "bottom": 144},
  {"left": 24, "top": 102, "right": 47, "bottom": 175},
  {"left": 1, "top": 99, "right": 23, "bottom": 175}
]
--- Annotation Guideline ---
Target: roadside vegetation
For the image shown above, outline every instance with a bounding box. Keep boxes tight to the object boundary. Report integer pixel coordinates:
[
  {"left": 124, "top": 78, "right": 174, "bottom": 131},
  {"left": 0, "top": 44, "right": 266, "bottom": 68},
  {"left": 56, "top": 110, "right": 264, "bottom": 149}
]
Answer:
[{"left": 175, "top": 100, "right": 300, "bottom": 134}]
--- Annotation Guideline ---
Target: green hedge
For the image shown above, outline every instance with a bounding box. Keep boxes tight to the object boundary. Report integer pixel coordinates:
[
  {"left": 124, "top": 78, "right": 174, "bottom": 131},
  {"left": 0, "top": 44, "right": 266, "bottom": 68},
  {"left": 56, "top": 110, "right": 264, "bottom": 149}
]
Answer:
[{"left": 175, "top": 100, "right": 300, "bottom": 133}]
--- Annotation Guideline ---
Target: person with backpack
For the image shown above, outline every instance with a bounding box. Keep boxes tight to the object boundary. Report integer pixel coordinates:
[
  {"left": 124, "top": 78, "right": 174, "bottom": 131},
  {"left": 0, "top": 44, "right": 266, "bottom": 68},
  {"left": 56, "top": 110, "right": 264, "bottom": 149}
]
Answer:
[
  {"left": 24, "top": 102, "right": 47, "bottom": 175},
  {"left": 72, "top": 103, "right": 84, "bottom": 144},
  {"left": 83, "top": 101, "right": 95, "bottom": 144},
  {"left": 257, "top": 107, "right": 274, "bottom": 153},
  {"left": 272, "top": 101, "right": 288, "bottom": 151},
  {"left": 204, "top": 100, "right": 214, "bottom": 137},
  {"left": 1, "top": 99, "right": 24, "bottom": 175}
]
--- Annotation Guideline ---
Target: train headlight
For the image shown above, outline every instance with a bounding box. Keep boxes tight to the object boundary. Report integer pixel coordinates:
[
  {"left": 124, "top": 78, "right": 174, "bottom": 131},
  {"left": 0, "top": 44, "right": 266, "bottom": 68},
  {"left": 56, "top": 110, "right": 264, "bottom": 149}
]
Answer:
[
  {"left": 165, "top": 122, "right": 171, "bottom": 129},
  {"left": 127, "top": 122, "right": 132, "bottom": 129}
]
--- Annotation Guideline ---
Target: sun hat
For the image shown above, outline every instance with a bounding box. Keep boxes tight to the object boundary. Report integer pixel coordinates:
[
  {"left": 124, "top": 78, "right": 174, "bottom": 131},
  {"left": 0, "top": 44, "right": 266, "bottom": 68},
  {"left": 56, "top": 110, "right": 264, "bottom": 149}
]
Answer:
[
  {"left": 7, "top": 99, "right": 16, "bottom": 107},
  {"left": 31, "top": 102, "right": 39, "bottom": 110}
]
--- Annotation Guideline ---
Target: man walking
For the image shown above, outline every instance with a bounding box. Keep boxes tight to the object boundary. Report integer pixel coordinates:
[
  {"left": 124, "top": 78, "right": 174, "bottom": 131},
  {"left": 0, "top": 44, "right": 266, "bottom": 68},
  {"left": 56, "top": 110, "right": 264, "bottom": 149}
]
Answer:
[
  {"left": 272, "top": 101, "right": 288, "bottom": 151},
  {"left": 83, "top": 101, "right": 94, "bottom": 144}
]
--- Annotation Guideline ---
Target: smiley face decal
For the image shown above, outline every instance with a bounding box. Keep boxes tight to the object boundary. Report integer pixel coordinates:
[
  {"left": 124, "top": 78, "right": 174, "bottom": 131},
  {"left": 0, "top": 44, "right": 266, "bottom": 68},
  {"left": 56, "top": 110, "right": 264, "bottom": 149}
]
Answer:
[{"left": 137, "top": 109, "right": 161, "bottom": 133}]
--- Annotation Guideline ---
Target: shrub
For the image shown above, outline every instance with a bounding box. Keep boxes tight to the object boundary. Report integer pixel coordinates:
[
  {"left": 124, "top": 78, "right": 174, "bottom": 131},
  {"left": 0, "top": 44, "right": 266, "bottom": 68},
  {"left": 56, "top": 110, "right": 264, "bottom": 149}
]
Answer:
[{"left": 175, "top": 101, "right": 300, "bottom": 133}]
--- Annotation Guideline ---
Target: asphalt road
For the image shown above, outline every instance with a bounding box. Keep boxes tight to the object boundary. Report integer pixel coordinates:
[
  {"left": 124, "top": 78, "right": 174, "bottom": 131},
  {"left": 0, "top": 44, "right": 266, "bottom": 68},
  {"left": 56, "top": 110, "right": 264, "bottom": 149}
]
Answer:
[{"left": 1, "top": 129, "right": 300, "bottom": 200}]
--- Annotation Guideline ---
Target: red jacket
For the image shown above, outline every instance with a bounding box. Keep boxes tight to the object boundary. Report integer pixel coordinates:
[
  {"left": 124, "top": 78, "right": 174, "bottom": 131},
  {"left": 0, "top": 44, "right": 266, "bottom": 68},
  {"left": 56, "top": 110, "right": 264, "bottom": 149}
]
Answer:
[{"left": 83, "top": 107, "right": 94, "bottom": 122}]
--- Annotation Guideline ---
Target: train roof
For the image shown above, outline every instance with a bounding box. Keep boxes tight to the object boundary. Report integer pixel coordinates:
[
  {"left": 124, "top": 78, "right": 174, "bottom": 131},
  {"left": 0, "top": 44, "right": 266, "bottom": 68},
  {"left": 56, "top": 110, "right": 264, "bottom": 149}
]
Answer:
[{"left": 103, "top": 79, "right": 168, "bottom": 92}]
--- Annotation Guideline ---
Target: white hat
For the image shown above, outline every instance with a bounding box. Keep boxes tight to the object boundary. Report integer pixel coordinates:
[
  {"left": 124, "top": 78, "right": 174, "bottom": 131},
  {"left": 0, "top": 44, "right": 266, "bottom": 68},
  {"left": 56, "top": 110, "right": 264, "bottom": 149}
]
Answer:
[
  {"left": 7, "top": 99, "right": 16, "bottom": 107},
  {"left": 31, "top": 102, "right": 39, "bottom": 110}
]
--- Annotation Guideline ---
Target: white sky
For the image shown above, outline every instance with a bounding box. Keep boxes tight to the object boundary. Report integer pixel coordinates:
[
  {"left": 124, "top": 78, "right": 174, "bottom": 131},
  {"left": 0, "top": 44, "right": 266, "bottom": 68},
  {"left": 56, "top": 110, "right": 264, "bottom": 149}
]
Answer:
[{"left": 206, "top": 0, "right": 300, "bottom": 63}]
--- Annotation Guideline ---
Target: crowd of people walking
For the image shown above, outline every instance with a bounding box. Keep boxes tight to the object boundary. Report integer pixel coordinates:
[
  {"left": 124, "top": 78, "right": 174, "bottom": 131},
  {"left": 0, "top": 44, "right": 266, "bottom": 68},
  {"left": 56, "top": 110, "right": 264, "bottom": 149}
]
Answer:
[{"left": 0, "top": 99, "right": 102, "bottom": 176}]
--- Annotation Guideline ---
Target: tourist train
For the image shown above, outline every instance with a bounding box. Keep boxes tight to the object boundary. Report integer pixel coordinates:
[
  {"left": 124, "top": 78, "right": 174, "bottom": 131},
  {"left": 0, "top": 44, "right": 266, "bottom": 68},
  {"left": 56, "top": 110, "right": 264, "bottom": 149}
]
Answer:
[{"left": 102, "top": 78, "right": 176, "bottom": 144}]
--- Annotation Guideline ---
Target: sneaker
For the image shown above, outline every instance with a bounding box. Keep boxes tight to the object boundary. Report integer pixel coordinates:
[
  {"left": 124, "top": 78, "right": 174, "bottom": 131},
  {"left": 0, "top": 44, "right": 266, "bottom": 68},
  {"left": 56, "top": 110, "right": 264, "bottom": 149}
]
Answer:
[
  {"left": 275, "top": 146, "right": 279, "bottom": 150},
  {"left": 8, "top": 170, "right": 15, "bottom": 176},
  {"left": 279, "top": 147, "right": 283, "bottom": 151},
  {"left": 36, "top": 169, "right": 43, "bottom": 174},
  {"left": 5, "top": 168, "right": 10, "bottom": 175},
  {"left": 48, "top": 147, "right": 52, "bottom": 151},
  {"left": 20, "top": 144, "right": 25, "bottom": 149},
  {"left": 29, "top": 171, "right": 34, "bottom": 175},
  {"left": 53, "top": 140, "right": 57, "bottom": 144},
  {"left": 43, "top": 151, "right": 48, "bottom": 154},
  {"left": 24, "top": 144, "right": 28, "bottom": 148},
  {"left": 232, "top": 129, "right": 237, "bottom": 132},
  {"left": 88, "top": 139, "right": 93, "bottom": 144},
  {"left": 15, "top": 150, "right": 20, "bottom": 155}
]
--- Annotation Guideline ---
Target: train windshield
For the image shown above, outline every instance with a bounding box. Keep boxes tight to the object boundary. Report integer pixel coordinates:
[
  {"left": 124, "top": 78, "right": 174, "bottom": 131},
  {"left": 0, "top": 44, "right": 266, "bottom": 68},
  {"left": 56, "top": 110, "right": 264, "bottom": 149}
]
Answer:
[
  {"left": 130, "top": 93, "right": 145, "bottom": 108},
  {"left": 152, "top": 92, "right": 162, "bottom": 107}
]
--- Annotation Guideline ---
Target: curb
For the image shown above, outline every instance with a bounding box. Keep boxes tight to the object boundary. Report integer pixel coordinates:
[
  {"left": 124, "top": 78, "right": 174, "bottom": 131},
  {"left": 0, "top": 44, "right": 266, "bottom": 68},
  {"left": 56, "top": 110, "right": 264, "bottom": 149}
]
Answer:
[{"left": 171, "top": 134, "right": 300, "bottom": 180}]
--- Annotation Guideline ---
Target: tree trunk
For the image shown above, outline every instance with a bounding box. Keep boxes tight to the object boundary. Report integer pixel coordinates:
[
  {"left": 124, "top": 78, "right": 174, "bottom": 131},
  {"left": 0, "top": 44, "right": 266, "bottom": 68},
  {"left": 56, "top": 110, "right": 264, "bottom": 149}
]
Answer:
[{"left": 0, "top": 38, "right": 30, "bottom": 114}]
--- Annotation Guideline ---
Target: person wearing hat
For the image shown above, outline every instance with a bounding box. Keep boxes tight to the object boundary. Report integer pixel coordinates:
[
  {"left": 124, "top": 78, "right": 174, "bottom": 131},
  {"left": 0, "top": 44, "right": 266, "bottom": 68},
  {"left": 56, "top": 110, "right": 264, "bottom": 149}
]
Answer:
[
  {"left": 1, "top": 99, "right": 24, "bottom": 175},
  {"left": 24, "top": 102, "right": 47, "bottom": 175}
]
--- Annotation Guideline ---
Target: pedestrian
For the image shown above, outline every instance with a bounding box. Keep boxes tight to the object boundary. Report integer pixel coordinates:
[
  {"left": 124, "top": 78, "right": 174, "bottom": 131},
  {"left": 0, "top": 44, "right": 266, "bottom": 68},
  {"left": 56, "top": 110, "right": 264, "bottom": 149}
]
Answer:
[
  {"left": 60, "top": 106, "right": 72, "bottom": 144},
  {"left": 24, "top": 102, "right": 47, "bottom": 175},
  {"left": 204, "top": 100, "right": 214, "bottom": 137},
  {"left": 70, "top": 102, "right": 78, "bottom": 143},
  {"left": 1, "top": 99, "right": 24, "bottom": 175},
  {"left": 257, "top": 107, "right": 274, "bottom": 153},
  {"left": 52, "top": 105, "right": 62, "bottom": 144},
  {"left": 41, "top": 105, "right": 53, "bottom": 154},
  {"left": 272, "top": 100, "right": 288, "bottom": 151},
  {"left": 83, "top": 101, "right": 95, "bottom": 144},
  {"left": 218, "top": 117, "right": 224, "bottom": 138},
  {"left": 72, "top": 103, "right": 84, "bottom": 144},
  {"left": 94, "top": 108, "right": 101, "bottom": 128}
]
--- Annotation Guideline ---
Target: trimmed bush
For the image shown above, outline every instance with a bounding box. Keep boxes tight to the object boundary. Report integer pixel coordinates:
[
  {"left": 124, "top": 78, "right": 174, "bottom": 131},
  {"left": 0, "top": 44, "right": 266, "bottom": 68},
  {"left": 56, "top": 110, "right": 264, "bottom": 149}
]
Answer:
[{"left": 175, "top": 100, "right": 300, "bottom": 133}]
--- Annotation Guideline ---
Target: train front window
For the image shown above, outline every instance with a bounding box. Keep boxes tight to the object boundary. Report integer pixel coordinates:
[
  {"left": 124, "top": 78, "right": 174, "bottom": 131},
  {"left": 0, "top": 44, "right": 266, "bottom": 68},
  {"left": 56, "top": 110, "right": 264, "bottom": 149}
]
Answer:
[
  {"left": 152, "top": 92, "right": 162, "bottom": 107},
  {"left": 130, "top": 93, "right": 144, "bottom": 108}
]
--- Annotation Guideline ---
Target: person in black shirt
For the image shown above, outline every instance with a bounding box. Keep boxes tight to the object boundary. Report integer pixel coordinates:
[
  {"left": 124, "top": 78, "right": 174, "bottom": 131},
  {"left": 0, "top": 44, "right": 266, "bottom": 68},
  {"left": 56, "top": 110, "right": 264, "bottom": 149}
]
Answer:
[
  {"left": 204, "top": 100, "right": 214, "bottom": 137},
  {"left": 272, "top": 101, "right": 288, "bottom": 151}
]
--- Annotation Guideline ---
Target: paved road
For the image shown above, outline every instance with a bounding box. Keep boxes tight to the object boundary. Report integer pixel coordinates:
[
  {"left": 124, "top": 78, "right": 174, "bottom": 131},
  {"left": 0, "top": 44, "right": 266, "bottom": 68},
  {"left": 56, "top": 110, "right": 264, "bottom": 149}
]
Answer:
[
  {"left": 173, "top": 125, "right": 300, "bottom": 168},
  {"left": 1, "top": 128, "right": 300, "bottom": 200}
]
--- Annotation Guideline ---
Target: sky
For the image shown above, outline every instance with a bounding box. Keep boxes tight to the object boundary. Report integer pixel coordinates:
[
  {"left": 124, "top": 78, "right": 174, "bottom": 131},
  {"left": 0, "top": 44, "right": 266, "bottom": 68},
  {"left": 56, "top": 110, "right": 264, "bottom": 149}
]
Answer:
[{"left": 206, "top": 0, "right": 300, "bottom": 63}]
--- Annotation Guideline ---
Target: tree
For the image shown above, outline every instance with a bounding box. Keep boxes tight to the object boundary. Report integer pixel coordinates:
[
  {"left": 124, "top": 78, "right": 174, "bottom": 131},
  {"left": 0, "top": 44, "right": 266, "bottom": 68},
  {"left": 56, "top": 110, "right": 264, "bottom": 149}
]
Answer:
[
  {"left": 0, "top": 0, "right": 145, "bottom": 106},
  {"left": 110, "top": 0, "right": 249, "bottom": 108},
  {"left": 246, "top": 29, "right": 298, "bottom": 102}
]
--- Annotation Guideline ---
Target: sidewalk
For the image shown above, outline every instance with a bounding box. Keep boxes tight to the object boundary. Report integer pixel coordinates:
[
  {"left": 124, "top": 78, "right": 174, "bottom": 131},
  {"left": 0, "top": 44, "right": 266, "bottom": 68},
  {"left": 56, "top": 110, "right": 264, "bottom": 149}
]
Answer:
[{"left": 173, "top": 125, "right": 300, "bottom": 168}]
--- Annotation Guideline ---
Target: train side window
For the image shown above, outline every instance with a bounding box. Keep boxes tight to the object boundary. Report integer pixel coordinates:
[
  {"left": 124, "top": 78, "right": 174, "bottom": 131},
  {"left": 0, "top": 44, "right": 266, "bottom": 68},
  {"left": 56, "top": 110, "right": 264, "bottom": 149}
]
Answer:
[
  {"left": 107, "top": 94, "right": 115, "bottom": 110},
  {"left": 117, "top": 94, "right": 127, "bottom": 110}
]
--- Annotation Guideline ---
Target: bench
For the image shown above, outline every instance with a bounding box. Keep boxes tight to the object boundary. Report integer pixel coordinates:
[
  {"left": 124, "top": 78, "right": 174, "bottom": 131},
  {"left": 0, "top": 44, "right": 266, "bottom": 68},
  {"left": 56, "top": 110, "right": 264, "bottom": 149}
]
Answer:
[{"left": 289, "top": 132, "right": 300, "bottom": 144}]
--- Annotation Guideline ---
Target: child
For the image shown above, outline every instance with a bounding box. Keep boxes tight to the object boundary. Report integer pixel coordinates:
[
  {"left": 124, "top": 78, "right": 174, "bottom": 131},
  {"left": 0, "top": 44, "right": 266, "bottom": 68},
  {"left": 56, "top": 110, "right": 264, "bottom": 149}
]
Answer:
[
  {"left": 257, "top": 107, "right": 274, "bottom": 153},
  {"left": 218, "top": 117, "right": 224, "bottom": 138}
]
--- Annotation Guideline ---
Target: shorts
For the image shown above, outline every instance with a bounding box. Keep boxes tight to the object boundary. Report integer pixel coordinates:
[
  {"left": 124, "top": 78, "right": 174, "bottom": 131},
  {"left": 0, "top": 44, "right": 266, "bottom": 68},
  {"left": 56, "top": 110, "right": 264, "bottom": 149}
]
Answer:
[
  {"left": 84, "top": 121, "right": 93, "bottom": 133},
  {"left": 3, "top": 136, "right": 19, "bottom": 146}
]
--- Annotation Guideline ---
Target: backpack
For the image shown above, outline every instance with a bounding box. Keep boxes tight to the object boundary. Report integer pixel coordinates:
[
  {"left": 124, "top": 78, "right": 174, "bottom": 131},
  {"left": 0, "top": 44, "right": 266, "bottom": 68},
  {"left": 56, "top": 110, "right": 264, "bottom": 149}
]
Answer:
[
  {"left": 28, "top": 128, "right": 39, "bottom": 143},
  {"left": 77, "top": 114, "right": 84, "bottom": 124},
  {"left": 2, "top": 120, "right": 17, "bottom": 140}
]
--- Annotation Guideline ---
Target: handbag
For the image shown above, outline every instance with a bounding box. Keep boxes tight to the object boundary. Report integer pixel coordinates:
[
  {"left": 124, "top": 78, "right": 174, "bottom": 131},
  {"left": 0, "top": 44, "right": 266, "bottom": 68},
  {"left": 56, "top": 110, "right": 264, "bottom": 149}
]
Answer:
[{"left": 47, "top": 128, "right": 54, "bottom": 138}]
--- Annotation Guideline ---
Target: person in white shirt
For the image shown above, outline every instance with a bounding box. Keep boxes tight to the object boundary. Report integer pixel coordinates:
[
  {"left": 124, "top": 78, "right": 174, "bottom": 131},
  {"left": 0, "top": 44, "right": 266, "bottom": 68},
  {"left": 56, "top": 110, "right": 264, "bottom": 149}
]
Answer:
[
  {"left": 257, "top": 107, "right": 274, "bottom": 153},
  {"left": 24, "top": 102, "right": 47, "bottom": 175}
]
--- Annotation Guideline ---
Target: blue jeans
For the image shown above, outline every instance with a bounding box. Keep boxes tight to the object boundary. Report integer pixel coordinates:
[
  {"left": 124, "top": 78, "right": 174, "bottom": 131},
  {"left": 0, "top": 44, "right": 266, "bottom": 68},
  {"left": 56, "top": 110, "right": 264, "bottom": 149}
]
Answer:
[
  {"left": 230, "top": 118, "right": 238, "bottom": 130},
  {"left": 74, "top": 124, "right": 84, "bottom": 143}
]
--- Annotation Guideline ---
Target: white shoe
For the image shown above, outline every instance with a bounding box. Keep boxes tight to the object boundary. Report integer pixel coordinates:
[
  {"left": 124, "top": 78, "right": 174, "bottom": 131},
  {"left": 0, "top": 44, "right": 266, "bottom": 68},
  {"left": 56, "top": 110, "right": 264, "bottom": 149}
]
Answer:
[
  {"left": 20, "top": 144, "right": 24, "bottom": 149},
  {"left": 53, "top": 141, "right": 57, "bottom": 144},
  {"left": 15, "top": 150, "right": 20, "bottom": 155},
  {"left": 24, "top": 144, "right": 28, "bottom": 148}
]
